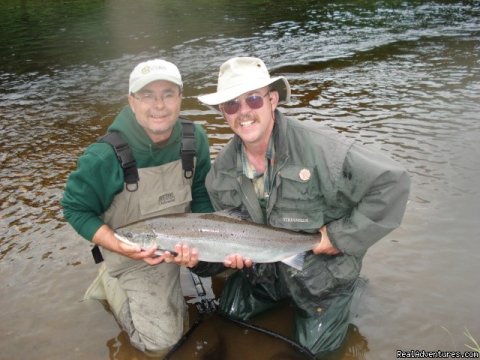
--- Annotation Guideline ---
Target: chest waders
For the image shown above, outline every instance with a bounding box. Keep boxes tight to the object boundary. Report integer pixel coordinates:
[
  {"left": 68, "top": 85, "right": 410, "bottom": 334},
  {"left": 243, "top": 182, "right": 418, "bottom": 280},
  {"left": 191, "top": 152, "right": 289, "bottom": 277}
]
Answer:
[
  {"left": 84, "top": 119, "right": 199, "bottom": 354},
  {"left": 86, "top": 120, "right": 313, "bottom": 357},
  {"left": 164, "top": 160, "right": 316, "bottom": 360},
  {"left": 204, "top": 115, "right": 366, "bottom": 357},
  {"left": 90, "top": 119, "right": 196, "bottom": 264}
]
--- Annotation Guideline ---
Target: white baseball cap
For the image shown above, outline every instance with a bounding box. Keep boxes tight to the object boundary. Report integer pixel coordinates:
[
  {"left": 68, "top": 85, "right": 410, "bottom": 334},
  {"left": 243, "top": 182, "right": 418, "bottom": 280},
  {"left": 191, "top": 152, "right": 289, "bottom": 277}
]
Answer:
[
  {"left": 129, "top": 59, "right": 183, "bottom": 94},
  {"left": 198, "top": 57, "right": 290, "bottom": 105}
]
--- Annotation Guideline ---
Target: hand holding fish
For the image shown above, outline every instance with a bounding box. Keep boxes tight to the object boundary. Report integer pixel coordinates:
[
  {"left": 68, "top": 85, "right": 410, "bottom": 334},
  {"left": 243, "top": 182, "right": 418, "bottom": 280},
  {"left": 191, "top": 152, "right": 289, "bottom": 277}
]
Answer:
[
  {"left": 114, "top": 233, "right": 169, "bottom": 265},
  {"left": 114, "top": 211, "right": 324, "bottom": 269},
  {"left": 129, "top": 243, "right": 167, "bottom": 266},
  {"left": 223, "top": 254, "right": 253, "bottom": 269},
  {"left": 312, "top": 226, "right": 340, "bottom": 256},
  {"left": 163, "top": 244, "right": 199, "bottom": 268},
  {"left": 115, "top": 234, "right": 198, "bottom": 267},
  {"left": 91, "top": 224, "right": 167, "bottom": 265}
]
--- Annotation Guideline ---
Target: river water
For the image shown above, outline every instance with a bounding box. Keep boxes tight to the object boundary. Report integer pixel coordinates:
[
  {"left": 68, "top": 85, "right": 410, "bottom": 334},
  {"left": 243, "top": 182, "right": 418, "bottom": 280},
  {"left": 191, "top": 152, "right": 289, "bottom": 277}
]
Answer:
[{"left": 1, "top": 1, "right": 479, "bottom": 359}]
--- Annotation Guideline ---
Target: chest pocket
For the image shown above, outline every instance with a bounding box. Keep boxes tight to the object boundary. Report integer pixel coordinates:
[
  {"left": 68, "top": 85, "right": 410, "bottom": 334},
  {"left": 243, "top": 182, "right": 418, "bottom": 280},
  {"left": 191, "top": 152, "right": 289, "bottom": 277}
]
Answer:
[
  {"left": 103, "top": 160, "right": 193, "bottom": 229},
  {"left": 138, "top": 161, "right": 193, "bottom": 217},
  {"left": 212, "top": 177, "right": 242, "bottom": 209},
  {"left": 269, "top": 165, "right": 326, "bottom": 230}
]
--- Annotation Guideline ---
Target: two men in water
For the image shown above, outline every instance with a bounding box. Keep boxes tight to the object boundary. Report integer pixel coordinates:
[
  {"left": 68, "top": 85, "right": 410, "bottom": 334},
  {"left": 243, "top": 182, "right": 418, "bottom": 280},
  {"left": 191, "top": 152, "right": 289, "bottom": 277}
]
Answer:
[{"left": 63, "top": 56, "right": 410, "bottom": 357}]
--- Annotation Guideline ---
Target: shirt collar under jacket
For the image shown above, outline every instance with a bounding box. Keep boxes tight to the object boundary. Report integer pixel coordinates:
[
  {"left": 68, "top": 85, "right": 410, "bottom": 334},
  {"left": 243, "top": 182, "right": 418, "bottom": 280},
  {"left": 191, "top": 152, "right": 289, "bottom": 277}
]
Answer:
[{"left": 240, "top": 136, "right": 275, "bottom": 199}]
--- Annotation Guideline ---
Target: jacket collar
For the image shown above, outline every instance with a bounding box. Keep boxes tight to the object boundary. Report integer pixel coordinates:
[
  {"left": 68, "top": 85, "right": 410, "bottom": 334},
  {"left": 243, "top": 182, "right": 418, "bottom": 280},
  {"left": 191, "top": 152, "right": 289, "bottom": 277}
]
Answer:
[{"left": 271, "top": 110, "right": 289, "bottom": 166}]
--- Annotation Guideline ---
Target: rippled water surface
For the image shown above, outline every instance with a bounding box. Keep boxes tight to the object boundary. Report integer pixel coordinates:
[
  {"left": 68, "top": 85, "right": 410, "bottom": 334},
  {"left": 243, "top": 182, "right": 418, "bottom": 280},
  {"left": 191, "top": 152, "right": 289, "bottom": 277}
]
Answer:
[{"left": 1, "top": 1, "right": 479, "bottom": 359}]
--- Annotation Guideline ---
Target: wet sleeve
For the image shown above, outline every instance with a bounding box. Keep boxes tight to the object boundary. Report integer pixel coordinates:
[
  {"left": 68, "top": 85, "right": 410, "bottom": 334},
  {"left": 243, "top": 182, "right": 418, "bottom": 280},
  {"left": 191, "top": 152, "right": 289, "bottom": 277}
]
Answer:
[
  {"left": 190, "top": 124, "right": 214, "bottom": 213},
  {"left": 326, "top": 143, "right": 411, "bottom": 256},
  {"left": 61, "top": 144, "right": 124, "bottom": 241}
]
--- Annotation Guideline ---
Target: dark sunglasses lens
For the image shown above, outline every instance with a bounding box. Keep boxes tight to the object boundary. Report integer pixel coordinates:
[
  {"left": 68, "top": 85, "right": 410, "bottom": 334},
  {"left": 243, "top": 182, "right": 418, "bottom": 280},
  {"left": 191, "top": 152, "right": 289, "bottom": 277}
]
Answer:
[
  {"left": 223, "top": 100, "right": 240, "bottom": 115},
  {"left": 245, "top": 95, "right": 264, "bottom": 109},
  {"left": 222, "top": 94, "right": 267, "bottom": 114}
]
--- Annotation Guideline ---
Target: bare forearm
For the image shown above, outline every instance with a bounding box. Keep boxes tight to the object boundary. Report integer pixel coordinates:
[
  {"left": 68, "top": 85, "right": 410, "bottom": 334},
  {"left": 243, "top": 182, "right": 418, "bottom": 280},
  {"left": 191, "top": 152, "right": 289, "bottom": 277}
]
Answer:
[{"left": 92, "top": 224, "right": 122, "bottom": 253}]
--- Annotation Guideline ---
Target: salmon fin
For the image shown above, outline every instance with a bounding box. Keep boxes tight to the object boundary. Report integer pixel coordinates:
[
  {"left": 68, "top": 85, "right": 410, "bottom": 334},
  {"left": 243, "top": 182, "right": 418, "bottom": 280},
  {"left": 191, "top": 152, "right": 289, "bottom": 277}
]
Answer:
[
  {"left": 281, "top": 252, "right": 306, "bottom": 271},
  {"left": 215, "top": 207, "right": 251, "bottom": 221}
]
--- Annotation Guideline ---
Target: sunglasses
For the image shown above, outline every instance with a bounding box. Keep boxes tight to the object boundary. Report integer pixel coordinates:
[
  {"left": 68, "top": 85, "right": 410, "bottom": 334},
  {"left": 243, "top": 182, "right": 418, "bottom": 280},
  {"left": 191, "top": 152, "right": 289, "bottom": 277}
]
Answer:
[{"left": 220, "top": 92, "right": 270, "bottom": 115}]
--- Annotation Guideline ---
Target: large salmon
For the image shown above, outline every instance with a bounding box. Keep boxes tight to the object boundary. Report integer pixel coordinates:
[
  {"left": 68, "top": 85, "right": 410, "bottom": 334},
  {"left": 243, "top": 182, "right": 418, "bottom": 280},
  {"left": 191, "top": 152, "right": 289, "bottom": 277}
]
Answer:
[{"left": 114, "top": 210, "right": 320, "bottom": 268}]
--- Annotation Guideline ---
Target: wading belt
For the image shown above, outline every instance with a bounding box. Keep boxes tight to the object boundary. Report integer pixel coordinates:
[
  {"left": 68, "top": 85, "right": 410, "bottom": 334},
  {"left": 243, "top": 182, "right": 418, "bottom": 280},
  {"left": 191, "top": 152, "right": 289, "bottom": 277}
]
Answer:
[{"left": 90, "top": 119, "right": 196, "bottom": 264}]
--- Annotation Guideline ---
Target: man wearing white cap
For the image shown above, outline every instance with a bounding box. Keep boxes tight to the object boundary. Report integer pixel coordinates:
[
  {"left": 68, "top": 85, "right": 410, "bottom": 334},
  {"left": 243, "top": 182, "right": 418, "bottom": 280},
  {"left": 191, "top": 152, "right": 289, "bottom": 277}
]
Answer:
[
  {"left": 194, "top": 57, "right": 410, "bottom": 356},
  {"left": 62, "top": 59, "right": 213, "bottom": 355}
]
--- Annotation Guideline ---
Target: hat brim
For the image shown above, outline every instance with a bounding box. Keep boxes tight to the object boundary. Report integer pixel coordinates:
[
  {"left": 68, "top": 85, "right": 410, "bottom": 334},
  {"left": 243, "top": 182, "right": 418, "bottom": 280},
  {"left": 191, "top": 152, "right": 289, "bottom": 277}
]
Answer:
[
  {"left": 129, "top": 74, "right": 183, "bottom": 94},
  {"left": 198, "top": 76, "right": 290, "bottom": 106}
]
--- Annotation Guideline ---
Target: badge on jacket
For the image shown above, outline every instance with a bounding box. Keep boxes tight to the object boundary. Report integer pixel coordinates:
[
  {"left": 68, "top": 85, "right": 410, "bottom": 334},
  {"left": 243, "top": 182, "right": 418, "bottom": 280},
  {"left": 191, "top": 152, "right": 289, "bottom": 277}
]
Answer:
[{"left": 299, "top": 168, "right": 311, "bottom": 181}]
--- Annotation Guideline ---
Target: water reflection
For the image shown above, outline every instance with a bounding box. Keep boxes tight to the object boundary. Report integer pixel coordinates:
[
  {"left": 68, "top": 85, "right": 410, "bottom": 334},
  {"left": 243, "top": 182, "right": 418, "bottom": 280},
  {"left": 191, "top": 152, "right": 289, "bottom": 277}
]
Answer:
[{"left": 1, "top": 0, "right": 480, "bottom": 359}]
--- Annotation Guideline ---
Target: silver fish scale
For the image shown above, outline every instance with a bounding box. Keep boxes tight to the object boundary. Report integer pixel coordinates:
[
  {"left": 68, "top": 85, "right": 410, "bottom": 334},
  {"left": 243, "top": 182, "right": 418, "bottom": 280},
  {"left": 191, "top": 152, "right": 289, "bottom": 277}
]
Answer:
[{"left": 116, "top": 212, "right": 319, "bottom": 263}]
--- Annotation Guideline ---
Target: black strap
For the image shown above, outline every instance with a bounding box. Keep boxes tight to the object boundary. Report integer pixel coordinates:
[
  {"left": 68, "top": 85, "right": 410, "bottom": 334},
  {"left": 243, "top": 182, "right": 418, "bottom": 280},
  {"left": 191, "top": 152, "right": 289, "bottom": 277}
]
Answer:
[
  {"left": 164, "top": 310, "right": 315, "bottom": 360},
  {"left": 215, "top": 313, "right": 316, "bottom": 359},
  {"left": 180, "top": 119, "right": 196, "bottom": 179},
  {"left": 92, "top": 121, "right": 196, "bottom": 264},
  {"left": 93, "top": 131, "right": 139, "bottom": 264},
  {"left": 99, "top": 131, "right": 139, "bottom": 192},
  {"left": 91, "top": 245, "right": 103, "bottom": 264},
  {"left": 99, "top": 121, "right": 195, "bottom": 187}
]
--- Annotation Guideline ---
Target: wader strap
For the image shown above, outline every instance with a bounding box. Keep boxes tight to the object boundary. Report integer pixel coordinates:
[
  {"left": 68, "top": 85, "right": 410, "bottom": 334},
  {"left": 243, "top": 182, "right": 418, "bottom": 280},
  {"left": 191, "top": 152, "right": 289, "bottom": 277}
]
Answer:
[
  {"left": 180, "top": 119, "right": 196, "bottom": 179},
  {"left": 93, "top": 131, "right": 139, "bottom": 264},
  {"left": 99, "top": 131, "right": 139, "bottom": 192},
  {"left": 92, "top": 121, "right": 196, "bottom": 264}
]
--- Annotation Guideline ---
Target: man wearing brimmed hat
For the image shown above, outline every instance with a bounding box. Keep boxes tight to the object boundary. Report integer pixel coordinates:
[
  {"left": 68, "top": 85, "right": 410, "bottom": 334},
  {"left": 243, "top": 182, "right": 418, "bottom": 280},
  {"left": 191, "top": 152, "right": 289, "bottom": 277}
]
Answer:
[
  {"left": 193, "top": 56, "right": 410, "bottom": 356},
  {"left": 62, "top": 59, "right": 213, "bottom": 355}
]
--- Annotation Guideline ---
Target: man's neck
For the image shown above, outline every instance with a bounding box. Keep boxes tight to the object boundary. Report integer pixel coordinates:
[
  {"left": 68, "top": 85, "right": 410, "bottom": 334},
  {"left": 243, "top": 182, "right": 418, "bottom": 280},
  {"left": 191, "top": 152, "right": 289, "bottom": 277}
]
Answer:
[
  {"left": 243, "top": 138, "right": 271, "bottom": 174},
  {"left": 149, "top": 128, "right": 173, "bottom": 145}
]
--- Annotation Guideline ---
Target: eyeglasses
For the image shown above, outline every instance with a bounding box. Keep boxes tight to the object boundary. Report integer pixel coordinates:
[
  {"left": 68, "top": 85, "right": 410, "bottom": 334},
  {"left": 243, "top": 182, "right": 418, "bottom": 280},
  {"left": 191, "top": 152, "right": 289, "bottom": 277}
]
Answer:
[
  {"left": 132, "top": 90, "right": 180, "bottom": 105},
  {"left": 220, "top": 92, "right": 270, "bottom": 115}
]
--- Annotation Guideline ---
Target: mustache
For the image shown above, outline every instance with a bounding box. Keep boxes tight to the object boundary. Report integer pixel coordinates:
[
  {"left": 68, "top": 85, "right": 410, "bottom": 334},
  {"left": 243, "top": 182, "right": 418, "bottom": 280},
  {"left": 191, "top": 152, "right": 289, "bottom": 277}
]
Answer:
[{"left": 235, "top": 113, "right": 256, "bottom": 122}]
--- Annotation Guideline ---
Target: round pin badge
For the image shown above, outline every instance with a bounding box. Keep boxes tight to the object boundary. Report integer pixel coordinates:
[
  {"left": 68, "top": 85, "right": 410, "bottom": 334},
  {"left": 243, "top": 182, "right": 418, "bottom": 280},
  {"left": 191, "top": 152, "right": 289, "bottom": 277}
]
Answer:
[{"left": 299, "top": 168, "right": 311, "bottom": 181}]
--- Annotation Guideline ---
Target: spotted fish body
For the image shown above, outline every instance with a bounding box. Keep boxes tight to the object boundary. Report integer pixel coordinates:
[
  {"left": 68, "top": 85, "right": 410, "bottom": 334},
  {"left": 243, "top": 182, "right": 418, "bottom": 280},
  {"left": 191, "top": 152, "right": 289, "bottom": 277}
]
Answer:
[{"left": 115, "top": 211, "right": 319, "bottom": 265}]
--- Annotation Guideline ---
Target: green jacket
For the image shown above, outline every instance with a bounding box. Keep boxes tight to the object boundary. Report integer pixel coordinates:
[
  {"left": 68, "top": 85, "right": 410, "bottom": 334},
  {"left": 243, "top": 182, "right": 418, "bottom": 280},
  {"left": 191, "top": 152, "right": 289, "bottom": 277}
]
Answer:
[
  {"left": 206, "top": 110, "right": 410, "bottom": 257},
  {"left": 193, "top": 110, "right": 410, "bottom": 314},
  {"left": 61, "top": 105, "right": 213, "bottom": 241}
]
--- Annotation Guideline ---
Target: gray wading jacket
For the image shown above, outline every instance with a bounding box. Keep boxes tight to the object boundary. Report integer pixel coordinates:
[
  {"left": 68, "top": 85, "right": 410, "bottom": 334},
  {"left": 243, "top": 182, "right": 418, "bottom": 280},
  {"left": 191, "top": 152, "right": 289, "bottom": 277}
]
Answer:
[{"left": 194, "top": 111, "right": 410, "bottom": 293}]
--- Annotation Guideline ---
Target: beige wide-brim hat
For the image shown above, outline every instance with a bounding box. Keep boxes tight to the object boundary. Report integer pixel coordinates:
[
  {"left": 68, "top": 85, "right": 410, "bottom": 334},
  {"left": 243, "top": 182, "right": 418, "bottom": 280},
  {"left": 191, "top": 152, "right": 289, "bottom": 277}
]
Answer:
[{"left": 198, "top": 57, "right": 291, "bottom": 106}]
